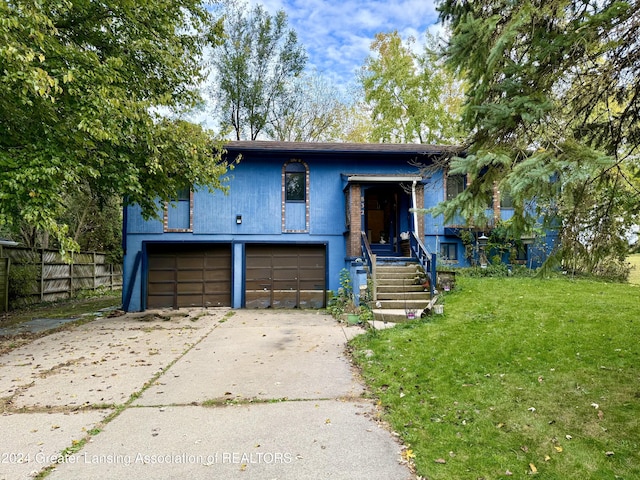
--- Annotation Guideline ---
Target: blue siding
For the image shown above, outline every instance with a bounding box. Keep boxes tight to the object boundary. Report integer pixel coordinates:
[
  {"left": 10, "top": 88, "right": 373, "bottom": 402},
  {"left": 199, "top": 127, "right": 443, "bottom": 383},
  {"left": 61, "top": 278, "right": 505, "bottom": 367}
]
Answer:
[
  {"left": 126, "top": 203, "right": 164, "bottom": 234},
  {"left": 309, "top": 161, "right": 346, "bottom": 234},
  {"left": 285, "top": 202, "right": 306, "bottom": 231},
  {"left": 193, "top": 163, "right": 282, "bottom": 234},
  {"left": 167, "top": 201, "right": 190, "bottom": 230}
]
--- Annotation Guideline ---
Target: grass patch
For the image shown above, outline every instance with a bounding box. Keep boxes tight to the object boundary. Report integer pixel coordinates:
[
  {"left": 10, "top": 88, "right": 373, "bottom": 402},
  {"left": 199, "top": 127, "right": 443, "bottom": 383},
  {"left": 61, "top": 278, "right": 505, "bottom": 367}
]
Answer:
[
  {"left": 350, "top": 277, "right": 640, "bottom": 479},
  {"left": 628, "top": 254, "right": 640, "bottom": 285}
]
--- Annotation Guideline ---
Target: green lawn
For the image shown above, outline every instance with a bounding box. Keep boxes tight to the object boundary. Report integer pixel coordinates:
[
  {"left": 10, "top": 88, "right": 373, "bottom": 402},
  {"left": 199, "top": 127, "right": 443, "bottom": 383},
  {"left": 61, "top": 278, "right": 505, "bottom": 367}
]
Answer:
[{"left": 350, "top": 277, "right": 640, "bottom": 479}]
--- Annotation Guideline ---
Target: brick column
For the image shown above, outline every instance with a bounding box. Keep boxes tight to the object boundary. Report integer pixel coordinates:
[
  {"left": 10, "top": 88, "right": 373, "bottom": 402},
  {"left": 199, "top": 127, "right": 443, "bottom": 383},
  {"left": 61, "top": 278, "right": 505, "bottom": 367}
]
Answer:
[{"left": 347, "top": 183, "right": 362, "bottom": 257}]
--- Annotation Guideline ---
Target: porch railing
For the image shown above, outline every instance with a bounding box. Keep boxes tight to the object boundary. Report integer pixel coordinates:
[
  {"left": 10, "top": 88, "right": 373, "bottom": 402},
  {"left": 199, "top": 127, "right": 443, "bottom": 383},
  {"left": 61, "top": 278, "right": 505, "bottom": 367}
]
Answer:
[
  {"left": 410, "top": 231, "right": 437, "bottom": 297},
  {"left": 360, "top": 232, "right": 377, "bottom": 301}
]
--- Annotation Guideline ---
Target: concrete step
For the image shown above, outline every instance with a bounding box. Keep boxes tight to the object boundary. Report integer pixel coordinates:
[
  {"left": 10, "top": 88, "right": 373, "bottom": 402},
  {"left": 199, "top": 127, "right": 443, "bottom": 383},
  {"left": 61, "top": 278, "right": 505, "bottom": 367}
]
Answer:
[
  {"left": 376, "top": 292, "right": 431, "bottom": 301},
  {"left": 371, "top": 309, "right": 425, "bottom": 323},
  {"left": 371, "top": 261, "right": 432, "bottom": 321},
  {"left": 375, "top": 258, "right": 417, "bottom": 265},
  {"left": 377, "top": 264, "right": 420, "bottom": 270},
  {"left": 374, "top": 299, "right": 429, "bottom": 309},
  {"left": 371, "top": 297, "right": 442, "bottom": 323},
  {"left": 376, "top": 284, "right": 426, "bottom": 293},
  {"left": 376, "top": 275, "right": 421, "bottom": 281}
]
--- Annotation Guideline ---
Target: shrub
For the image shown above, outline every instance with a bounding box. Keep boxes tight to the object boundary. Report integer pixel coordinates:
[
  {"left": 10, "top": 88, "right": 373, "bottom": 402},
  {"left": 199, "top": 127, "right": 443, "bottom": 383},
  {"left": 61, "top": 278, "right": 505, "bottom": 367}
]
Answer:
[{"left": 8, "top": 264, "right": 40, "bottom": 306}]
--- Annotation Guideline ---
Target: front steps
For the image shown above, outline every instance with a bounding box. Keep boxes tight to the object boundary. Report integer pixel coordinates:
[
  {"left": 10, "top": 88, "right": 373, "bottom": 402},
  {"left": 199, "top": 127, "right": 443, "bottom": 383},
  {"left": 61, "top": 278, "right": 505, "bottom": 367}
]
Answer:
[{"left": 371, "top": 262, "right": 432, "bottom": 323}]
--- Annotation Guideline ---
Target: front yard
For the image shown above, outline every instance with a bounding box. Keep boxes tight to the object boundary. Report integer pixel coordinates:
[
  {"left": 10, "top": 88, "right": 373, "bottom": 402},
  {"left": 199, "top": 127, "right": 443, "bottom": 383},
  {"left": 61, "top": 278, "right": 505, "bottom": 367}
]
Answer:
[{"left": 350, "top": 276, "right": 640, "bottom": 479}]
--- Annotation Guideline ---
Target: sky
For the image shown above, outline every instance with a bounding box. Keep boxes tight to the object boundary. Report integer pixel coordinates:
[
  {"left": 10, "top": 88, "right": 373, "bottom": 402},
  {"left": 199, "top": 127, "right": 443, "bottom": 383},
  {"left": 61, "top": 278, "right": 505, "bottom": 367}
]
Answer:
[{"left": 246, "top": 0, "right": 443, "bottom": 91}]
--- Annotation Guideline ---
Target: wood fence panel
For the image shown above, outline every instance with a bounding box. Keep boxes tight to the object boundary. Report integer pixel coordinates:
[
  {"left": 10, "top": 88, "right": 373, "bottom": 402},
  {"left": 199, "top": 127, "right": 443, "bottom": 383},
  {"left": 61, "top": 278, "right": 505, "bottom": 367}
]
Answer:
[
  {"left": 0, "top": 257, "right": 8, "bottom": 312},
  {"left": 4, "top": 247, "right": 122, "bottom": 308}
]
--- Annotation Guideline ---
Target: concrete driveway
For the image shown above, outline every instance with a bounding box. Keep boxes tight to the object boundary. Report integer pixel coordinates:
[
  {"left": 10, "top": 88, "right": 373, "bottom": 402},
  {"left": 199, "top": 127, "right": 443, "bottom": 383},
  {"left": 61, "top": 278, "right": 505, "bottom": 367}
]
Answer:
[{"left": 0, "top": 309, "right": 413, "bottom": 480}]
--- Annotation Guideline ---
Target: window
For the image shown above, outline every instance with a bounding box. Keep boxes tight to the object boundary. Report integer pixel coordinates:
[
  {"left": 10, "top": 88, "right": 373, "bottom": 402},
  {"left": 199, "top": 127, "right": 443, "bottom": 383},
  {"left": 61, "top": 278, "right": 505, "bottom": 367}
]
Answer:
[
  {"left": 440, "top": 243, "right": 458, "bottom": 261},
  {"left": 515, "top": 244, "right": 527, "bottom": 262},
  {"left": 446, "top": 174, "right": 466, "bottom": 201},
  {"left": 285, "top": 162, "right": 306, "bottom": 202},
  {"left": 173, "top": 187, "right": 190, "bottom": 202},
  {"left": 500, "top": 190, "right": 514, "bottom": 209},
  {"left": 164, "top": 186, "right": 193, "bottom": 232},
  {"left": 282, "top": 160, "right": 309, "bottom": 233}
]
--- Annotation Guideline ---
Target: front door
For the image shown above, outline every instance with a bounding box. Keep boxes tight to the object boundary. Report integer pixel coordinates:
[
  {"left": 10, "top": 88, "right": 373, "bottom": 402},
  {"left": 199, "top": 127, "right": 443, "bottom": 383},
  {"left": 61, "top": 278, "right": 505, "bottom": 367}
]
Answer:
[{"left": 364, "top": 186, "right": 403, "bottom": 254}]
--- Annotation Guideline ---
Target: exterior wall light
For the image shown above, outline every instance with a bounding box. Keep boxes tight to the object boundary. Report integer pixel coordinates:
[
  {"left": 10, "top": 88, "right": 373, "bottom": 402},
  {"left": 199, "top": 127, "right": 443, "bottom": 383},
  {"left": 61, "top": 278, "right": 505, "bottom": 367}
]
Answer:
[{"left": 236, "top": 215, "right": 242, "bottom": 225}]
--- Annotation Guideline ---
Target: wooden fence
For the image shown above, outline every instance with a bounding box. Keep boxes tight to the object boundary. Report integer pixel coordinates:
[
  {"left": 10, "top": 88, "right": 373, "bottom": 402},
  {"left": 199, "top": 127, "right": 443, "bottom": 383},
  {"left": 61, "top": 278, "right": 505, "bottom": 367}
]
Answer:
[
  {"left": 0, "top": 257, "right": 8, "bottom": 312},
  {"left": 2, "top": 247, "right": 122, "bottom": 309}
]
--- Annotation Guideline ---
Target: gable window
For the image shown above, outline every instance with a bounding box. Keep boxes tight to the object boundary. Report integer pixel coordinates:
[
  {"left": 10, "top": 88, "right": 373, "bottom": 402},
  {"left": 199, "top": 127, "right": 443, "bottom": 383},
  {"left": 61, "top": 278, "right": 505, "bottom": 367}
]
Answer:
[
  {"left": 446, "top": 174, "right": 466, "bottom": 201},
  {"left": 285, "top": 163, "right": 306, "bottom": 202},
  {"left": 440, "top": 242, "right": 458, "bottom": 261},
  {"left": 164, "top": 186, "right": 193, "bottom": 232}
]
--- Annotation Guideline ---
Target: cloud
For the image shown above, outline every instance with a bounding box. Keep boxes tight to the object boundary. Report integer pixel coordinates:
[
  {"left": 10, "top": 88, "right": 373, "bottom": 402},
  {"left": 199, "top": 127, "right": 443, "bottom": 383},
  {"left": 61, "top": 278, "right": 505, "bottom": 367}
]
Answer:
[{"left": 245, "top": 0, "right": 441, "bottom": 89}]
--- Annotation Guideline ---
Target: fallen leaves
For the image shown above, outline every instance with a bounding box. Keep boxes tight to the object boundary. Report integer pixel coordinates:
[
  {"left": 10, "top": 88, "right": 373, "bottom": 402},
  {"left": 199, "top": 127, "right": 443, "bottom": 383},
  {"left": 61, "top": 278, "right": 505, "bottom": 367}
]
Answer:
[{"left": 400, "top": 448, "right": 415, "bottom": 461}]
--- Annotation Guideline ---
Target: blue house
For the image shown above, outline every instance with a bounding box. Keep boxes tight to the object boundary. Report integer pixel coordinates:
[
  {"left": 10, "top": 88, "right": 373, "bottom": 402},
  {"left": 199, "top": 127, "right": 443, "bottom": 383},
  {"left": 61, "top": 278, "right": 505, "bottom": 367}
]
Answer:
[{"left": 121, "top": 141, "right": 551, "bottom": 312}]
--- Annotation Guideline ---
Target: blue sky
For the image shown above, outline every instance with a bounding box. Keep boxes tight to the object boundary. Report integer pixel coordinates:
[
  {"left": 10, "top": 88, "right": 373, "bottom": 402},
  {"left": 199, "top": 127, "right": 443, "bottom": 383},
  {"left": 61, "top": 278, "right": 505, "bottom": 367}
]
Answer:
[{"left": 248, "top": 0, "right": 443, "bottom": 89}]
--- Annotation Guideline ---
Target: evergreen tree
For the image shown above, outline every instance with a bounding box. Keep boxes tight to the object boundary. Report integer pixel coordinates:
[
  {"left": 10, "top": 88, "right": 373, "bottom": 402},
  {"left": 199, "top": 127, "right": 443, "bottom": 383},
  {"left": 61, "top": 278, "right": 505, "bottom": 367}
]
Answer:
[{"left": 436, "top": 0, "right": 640, "bottom": 277}]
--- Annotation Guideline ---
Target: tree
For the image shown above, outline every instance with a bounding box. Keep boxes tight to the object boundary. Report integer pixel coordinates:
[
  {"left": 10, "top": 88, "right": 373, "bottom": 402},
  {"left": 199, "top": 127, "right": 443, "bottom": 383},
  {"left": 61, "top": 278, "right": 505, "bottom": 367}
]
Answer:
[
  {"left": 212, "top": 2, "right": 307, "bottom": 140},
  {"left": 265, "top": 72, "right": 349, "bottom": 142},
  {"left": 436, "top": 0, "right": 640, "bottom": 277},
  {"left": 0, "top": 0, "right": 229, "bottom": 254},
  {"left": 359, "top": 31, "right": 464, "bottom": 144},
  {"left": 329, "top": 100, "right": 375, "bottom": 143},
  {"left": 59, "top": 188, "right": 123, "bottom": 263}
]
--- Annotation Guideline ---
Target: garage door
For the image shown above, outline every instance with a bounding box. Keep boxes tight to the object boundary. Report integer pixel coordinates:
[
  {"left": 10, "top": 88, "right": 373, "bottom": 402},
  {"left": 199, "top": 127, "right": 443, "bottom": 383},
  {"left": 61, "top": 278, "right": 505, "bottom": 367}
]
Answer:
[
  {"left": 245, "top": 244, "right": 325, "bottom": 309},
  {"left": 146, "top": 244, "right": 231, "bottom": 309}
]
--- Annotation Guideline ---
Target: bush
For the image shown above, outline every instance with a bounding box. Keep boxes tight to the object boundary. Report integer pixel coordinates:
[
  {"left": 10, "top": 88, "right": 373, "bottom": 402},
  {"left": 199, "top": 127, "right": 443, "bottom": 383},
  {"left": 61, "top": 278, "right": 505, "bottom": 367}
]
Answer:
[
  {"left": 460, "top": 262, "right": 537, "bottom": 278},
  {"left": 8, "top": 264, "right": 40, "bottom": 307}
]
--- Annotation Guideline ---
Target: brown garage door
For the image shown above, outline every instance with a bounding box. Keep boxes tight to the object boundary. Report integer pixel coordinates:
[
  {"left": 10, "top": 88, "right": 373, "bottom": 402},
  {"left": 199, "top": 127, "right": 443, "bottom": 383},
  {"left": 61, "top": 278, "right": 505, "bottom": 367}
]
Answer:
[
  {"left": 245, "top": 244, "right": 325, "bottom": 309},
  {"left": 147, "top": 244, "right": 231, "bottom": 309}
]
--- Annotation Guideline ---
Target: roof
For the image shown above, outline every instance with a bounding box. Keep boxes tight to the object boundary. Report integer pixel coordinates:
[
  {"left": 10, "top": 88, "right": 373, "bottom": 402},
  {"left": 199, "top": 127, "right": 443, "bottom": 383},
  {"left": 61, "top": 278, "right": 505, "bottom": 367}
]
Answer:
[{"left": 223, "top": 140, "right": 461, "bottom": 156}]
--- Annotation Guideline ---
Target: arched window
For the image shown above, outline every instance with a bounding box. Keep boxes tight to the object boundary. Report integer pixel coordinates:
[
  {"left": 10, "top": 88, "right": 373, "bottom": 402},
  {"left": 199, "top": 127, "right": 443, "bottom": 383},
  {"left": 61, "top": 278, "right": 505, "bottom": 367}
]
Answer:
[{"left": 282, "top": 160, "right": 309, "bottom": 232}]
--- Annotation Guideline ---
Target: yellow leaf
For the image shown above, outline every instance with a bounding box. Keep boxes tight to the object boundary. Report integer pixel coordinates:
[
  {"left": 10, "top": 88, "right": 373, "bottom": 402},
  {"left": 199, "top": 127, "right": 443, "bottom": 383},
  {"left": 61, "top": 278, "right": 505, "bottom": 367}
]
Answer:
[
  {"left": 554, "top": 446, "right": 563, "bottom": 452},
  {"left": 529, "top": 463, "right": 538, "bottom": 474},
  {"left": 240, "top": 463, "right": 247, "bottom": 471},
  {"left": 401, "top": 449, "right": 415, "bottom": 460},
  {"left": 544, "top": 455, "right": 551, "bottom": 462}
]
